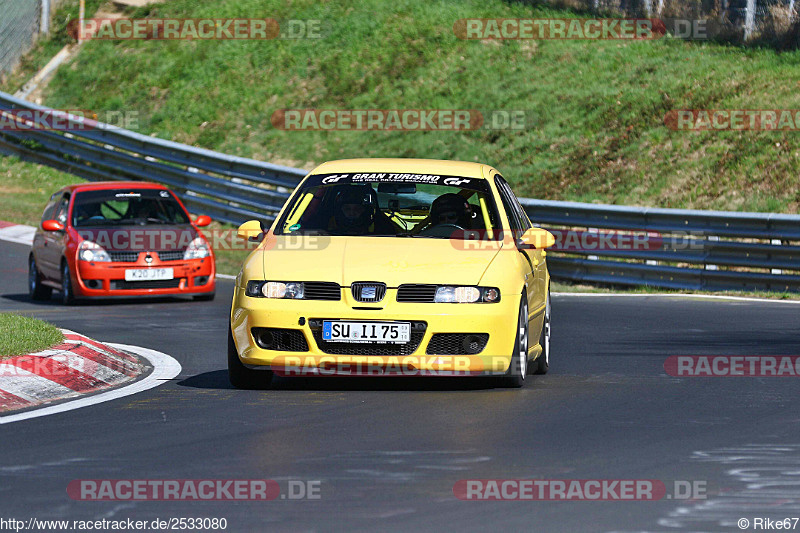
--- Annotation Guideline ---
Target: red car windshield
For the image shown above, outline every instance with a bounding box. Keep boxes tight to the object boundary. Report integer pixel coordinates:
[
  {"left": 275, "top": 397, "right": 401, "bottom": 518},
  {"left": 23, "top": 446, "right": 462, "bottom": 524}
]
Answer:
[{"left": 72, "top": 189, "right": 190, "bottom": 227}]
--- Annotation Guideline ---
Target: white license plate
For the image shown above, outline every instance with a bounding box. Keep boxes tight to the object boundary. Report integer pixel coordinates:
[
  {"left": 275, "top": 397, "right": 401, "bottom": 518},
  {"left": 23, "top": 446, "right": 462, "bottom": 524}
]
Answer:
[
  {"left": 322, "top": 321, "right": 410, "bottom": 344},
  {"left": 124, "top": 268, "right": 174, "bottom": 281}
]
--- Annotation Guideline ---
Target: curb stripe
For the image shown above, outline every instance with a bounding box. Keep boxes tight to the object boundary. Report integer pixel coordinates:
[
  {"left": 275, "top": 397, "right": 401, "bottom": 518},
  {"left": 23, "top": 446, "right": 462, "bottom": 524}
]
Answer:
[
  {"left": 67, "top": 344, "right": 139, "bottom": 377},
  {"left": 0, "top": 368, "right": 76, "bottom": 402},
  {"left": 0, "top": 389, "right": 30, "bottom": 410},
  {"left": 26, "top": 349, "right": 127, "bottom": 385},
  {"left": 0, "top": 343, "right": 181, "bottom": 425},
  {"left": 0, "top": 329, "right": 147, "bottom": 414},
  {"left": 0, "top": 224, "right": 36, "bottom": 245},
  {"left": 57, "top": 353, "right": 127, "bottom": 384},
  {"left": 6, "top": 356, "right": 107, "bottom": 391},
  {"left": 63, "top": 333, "right": 139, "bottom": 364}
]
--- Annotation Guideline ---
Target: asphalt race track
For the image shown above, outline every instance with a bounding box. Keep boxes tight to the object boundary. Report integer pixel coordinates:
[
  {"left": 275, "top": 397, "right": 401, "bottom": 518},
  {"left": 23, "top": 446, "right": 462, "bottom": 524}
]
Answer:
[{"left": 1, "top": 238, "right": 799, "bottom": 532}]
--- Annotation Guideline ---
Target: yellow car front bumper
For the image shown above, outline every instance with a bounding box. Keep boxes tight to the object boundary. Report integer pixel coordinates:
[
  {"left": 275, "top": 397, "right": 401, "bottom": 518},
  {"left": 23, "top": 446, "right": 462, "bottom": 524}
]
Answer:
[{"left": 230, "top": 287, "right": 535, "bottom": 376}]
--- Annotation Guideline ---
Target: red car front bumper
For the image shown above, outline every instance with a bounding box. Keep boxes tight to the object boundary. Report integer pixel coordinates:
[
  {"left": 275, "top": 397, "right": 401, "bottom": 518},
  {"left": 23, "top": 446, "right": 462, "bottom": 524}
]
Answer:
[{"left": 73, "top": 254, "right": 215, "bottom": 298}]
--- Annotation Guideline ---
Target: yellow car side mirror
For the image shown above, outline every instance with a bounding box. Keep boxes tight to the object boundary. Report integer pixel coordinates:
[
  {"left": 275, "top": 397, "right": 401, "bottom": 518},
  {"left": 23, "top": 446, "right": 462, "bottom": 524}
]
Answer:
[
  {"left": 237, "top": 220, "right": 263, "bottom": 242},
  {"left": 517, "top": 227, "right": 555, "bottom": 249}
]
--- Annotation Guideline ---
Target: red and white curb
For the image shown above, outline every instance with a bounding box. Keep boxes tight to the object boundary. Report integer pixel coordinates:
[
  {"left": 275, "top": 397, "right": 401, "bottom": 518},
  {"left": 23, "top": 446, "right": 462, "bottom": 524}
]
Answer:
[
  {"left": 0, "top": 220, "right": 35, "bottom": 246},
  {"left": 0, "top": 329, "right": 180, "bottom": 424}
]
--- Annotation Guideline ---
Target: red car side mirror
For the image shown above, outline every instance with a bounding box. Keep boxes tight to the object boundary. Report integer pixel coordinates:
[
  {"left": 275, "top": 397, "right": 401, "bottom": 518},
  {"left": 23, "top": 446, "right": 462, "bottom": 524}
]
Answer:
[
  {"left": 194, "top": 215, "right": 212, "bottom": 227},
  {"left": 42, "top": 220, "right": 65, "bottom": 232}
]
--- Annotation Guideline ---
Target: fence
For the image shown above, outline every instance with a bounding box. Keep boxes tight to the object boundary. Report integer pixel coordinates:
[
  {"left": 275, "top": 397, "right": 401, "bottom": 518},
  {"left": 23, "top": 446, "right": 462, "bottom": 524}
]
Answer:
[
  {"left": 545, "top": 0, "right": 797, "bottom": 43},
  {"left": 1, "top": 89, "right": 799, "bottom": 293},
  {"left": 0, "top": 0, "right": 65, "bottom": 79},
  {"left": 0, "top": 0, "right": 41, "bottom": 78}
]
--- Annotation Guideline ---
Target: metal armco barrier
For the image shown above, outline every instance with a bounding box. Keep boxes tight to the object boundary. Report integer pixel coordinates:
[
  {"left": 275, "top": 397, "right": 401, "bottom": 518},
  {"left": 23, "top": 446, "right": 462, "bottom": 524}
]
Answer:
[
  {"left": 2, "top": 90, "right": 799, "bottom": 292},
  {"left": 519, "top": 199, "right": 800, "bottom": 292},
  {"left": 0, "top": 91, "right": 306, "bottom": 226}
]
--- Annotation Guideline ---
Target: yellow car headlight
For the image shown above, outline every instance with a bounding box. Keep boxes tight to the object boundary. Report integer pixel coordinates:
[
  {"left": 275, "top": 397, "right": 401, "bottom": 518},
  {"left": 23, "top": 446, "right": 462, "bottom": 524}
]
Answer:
[
  {"left": 246, "top": 281, "right": 305, "bottom": 299},
  {"left": 434, "top": 286, "right": 500, "bottom": 303}
]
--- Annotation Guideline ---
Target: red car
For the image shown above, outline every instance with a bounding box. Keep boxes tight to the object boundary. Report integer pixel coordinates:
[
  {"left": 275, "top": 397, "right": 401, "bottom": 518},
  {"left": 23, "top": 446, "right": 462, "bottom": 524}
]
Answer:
[{"left": 29, "top": 182, "right": 216, "bottom": 304}]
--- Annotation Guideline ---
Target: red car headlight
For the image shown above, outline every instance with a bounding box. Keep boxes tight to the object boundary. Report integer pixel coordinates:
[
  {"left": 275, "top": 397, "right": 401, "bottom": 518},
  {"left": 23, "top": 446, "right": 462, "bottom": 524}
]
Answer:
[
  {"left": 183, "top": 237, "right": 211, "bottom": 260},
  {"left": 78, "top": 240, "right": 111, "bottom": 262}
]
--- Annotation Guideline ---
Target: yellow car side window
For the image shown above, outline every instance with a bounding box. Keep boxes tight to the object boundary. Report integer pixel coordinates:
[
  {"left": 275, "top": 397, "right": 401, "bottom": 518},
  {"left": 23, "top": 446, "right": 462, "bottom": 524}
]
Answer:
[
  {"left": 479, "top": 196, "right": 494, "bottom": 239},
  {"left": 283, "top": 192, "right": 313, "bottom": 232}
]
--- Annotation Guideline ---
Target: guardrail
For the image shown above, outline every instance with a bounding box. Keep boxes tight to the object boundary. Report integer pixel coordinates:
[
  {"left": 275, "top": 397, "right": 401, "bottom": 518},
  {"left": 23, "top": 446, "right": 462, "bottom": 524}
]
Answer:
[
  {"left": 519, "top": 199, "right": 800, "bottom": 292},
  {"left": 2, "top": 90, "right": 799, "bottom": 293},
  {"left": 0, "top": 91, "right": 306, "bottom": 226}
]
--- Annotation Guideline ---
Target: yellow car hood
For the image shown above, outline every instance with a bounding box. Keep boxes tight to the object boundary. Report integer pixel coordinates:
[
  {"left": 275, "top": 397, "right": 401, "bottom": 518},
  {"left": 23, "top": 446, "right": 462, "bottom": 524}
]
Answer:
[{"left": 260, "top": 235, "right": 504, "bottom": 286}]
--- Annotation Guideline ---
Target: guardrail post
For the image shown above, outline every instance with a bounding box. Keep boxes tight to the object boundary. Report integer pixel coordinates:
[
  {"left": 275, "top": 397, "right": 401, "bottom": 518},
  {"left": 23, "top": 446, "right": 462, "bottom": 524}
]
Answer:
[
  {"left": 705, "top": 235, "right": 719, "bottom": 271},
  {"left": 78, "top": 0, "right": 85, "bottom": 44},
  {"left": 771, "top": 239, "right": 783, "bottom": 274},
  {"left": 40, "top": 0, "right": 51, "bottom": 35}
]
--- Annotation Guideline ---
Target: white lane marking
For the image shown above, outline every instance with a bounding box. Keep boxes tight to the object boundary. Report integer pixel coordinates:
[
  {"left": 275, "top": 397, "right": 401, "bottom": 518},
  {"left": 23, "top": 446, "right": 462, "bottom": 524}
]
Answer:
[
  {"left": 0, "top": 224, "right": 35, "bottom": 246},
  {"left": 0, "top": 343, "right": 181, "bottom": 425},
  {"left": 552, "top": 292, "right": 800, "bottom": 304},
  {"left": 216, "top": 273, "right": 236, "bottom": 280},
  {"left": 0, "top": 367, "right": 76, "bottom": 402}
]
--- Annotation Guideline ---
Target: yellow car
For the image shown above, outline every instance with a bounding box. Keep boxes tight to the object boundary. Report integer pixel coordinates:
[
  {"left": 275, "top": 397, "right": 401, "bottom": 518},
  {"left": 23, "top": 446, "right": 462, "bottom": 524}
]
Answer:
[{"left": 228, "top": 159, "right": 554, "bottom": 388}]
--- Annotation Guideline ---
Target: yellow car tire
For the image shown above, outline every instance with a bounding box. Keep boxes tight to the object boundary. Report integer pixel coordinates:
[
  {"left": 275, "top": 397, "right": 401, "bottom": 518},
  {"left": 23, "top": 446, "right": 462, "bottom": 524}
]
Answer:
[
  {"left": 228, "top": 324, "right": 273, "bottom": 389},
  {"left": 532, "top": 289, "right": 550, "bottom": 375},
  {"left": 502, "top": 295, "right": 529, "bottom": 388}
]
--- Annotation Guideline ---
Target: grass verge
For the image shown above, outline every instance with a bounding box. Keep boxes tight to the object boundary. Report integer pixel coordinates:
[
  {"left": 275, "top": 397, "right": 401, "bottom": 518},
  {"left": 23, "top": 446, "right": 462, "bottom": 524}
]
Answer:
[
  {"left": 0, "top": 156, "right": 81, "bottom": 226},
  {"left": 3, "top": 0, "right": 798, "bottom": 212},
  {"left": 0, "top": 314, "right": 64, "bottom": 358}
]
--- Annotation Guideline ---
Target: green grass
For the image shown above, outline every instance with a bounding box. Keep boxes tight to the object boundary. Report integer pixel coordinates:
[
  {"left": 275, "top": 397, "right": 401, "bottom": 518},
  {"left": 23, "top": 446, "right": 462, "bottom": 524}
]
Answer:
[
  {"left": 3, "top": 0, "right": 796, "bottom": 212},
  {"left": 0, "top": 314, "right": 64, "bottom": 358},
  {"left": 0, "top": 156, "right": 81, "bottom": 225}
]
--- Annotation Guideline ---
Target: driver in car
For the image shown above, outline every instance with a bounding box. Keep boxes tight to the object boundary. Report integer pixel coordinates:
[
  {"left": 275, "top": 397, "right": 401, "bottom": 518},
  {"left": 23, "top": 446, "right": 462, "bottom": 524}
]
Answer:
[
  {"left": 74, "top": 202, "right": 105, "bottom": 225},
  {"left": 428, "top": 193, "right": 472, "bottom": 229},
  {"left": 330, "top": 186, "right": 397, "bottom": 235},
  {"left": 133, "top": 201, "right": 165, "bottom": 222}
]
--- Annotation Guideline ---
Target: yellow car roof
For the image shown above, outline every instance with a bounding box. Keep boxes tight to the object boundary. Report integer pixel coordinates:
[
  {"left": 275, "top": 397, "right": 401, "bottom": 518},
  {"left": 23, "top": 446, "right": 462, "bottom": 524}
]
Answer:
[{"left": 309, "top": 158, "right": 493, "bottom": 179}]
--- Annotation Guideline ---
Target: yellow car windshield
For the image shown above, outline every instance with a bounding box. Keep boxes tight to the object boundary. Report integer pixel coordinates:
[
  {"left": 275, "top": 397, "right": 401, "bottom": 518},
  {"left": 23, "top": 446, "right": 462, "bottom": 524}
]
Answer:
[{"left": 276, "top": 173, "right": 501, "bottom": 238}]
